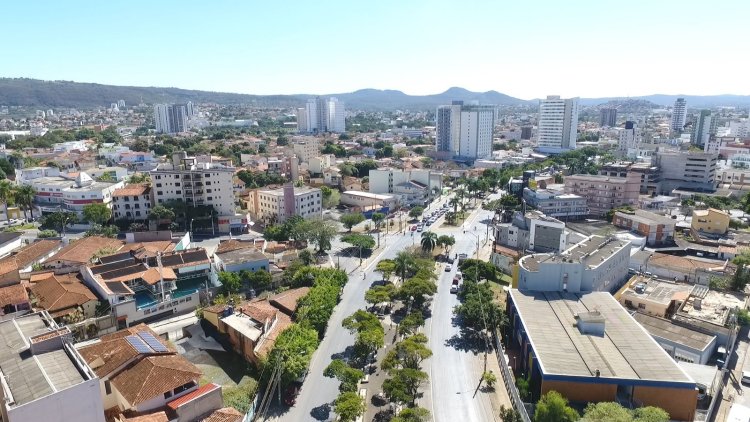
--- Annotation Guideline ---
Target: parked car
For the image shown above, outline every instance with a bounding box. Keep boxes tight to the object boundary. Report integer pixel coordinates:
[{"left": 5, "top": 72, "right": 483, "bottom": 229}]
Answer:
[
  {"left": 450, "top": 281, "right": 459, "bottom": 294},
  {"left": 742, "top": 371, "right": 750, "bottom": 385},
  {"left": 410, "top": 225, "right": 417, "bottom": 231},
  {"left": 444, "top": 265, "right": 452, "bottom": 272}
]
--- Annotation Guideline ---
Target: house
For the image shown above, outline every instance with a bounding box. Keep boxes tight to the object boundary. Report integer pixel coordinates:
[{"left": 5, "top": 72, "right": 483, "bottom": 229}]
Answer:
[
  {"left": 203, "top": 295, "right": 299, "bottom": 365},
  {"left": 0, "top": 284, "right": 30, "bottom": 315},
  {"left": 642, "top": 252, "right": 728, "bottom": 284},
  {"left": 165, "top": 383, "right": 224, "bottom": 421},
  {"left": 77, "top": 324, "right": 202, "bottom": 415},
  {"left": 691, "top": 208, "right": 730, "bottom": 235},
  {"left": 0, "top": 239, "right": 62, "bottom": 283},
  {"left": 44, "top": 236, "right": 124, "bottom": 271},
  {"left": 0, "top": 312, "right": 104, "bottom": 422},
  {"left": 613, "top": 209, "right": 676, "bottom": 246},
  {"left": 29, "top": 273, "right": 99, "bottom": 321},
  {"left": 614, "top": 275, "right": 693, "bottom": 318},
  {"left": 200, "top": 407, "right": 243, "bottom": 422},
  {"left": 213, "top": 240, "right": 269, "bottom": 273},
  {"left": 0, "top": 232, "right": 23, "bottom": 258},
  {"left": 269, "top": 287, "right": 310, "bottom": 317}
]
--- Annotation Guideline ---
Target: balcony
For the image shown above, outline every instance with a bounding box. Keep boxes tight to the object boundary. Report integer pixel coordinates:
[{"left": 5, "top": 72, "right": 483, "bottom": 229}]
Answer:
[{"left": 194, "top": 190, "right": 204, "bottom": 195}]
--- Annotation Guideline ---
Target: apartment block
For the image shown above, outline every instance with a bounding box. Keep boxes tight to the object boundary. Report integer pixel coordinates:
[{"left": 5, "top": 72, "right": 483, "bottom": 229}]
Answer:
[
  {"left": 24, "top": 172, "right": 124, "bottom": 217},
  {"left": 537, "top": 95, "right": 579, "bottom": 153},
  {"left": 112, "top": 184, "right": 153, "bottom": 222},
  {"left": 563, "top": 173, "right": 640, "bottom": 216},
  {"left": 613, "top": 209, "right": 675, "bottom": 246},
  {"left": 244, "top": 184, "right": 322, "bottom": 224},
  {"left": 436, "top": 101, "right": 495, "bottom": 159},
  {"left": 494, "top": 211, "right": 567, "bottom": 253},
  {"left": 599, "top": 162, "right": 661, "bottom": 195}
]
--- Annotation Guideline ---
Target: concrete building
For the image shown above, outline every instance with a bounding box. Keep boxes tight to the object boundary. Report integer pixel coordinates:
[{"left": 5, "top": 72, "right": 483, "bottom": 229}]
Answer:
[
  {"left": 639, "top": 252, "right": 729, "bottom": 285},
  {"left": 672, "top": 284, "right": 745, "bottom": 350},
  {"left": 599, "top": 107, "right": 617, "bottom": 127},
  {"left": 25, "top": 172, "right": 124, "bottom": 217},
  {"left": 671, "top": 98, "right": 688, "bottom": 132},
  {"left": 563, "top": 173, "right": 640, "bottom": 216},
  {"left": 436, "top": 101, "right": 495, "bottom": 159},
  {"left": 340, "top": 191, "right": 395, "bottom": 211},
  {"left": 632, "top": 313, "right": 716, "bottom": 365},
  {"left": 613, "top": 209, "right": 676, "bottom": 246},
  {"left": 691, "top": 208, "right": 730, "bottom": 234},
  {"left": 244, "top": 184, "right": 322, "bottom": 225},
  {"left": 617, "top": 121, "right": 641, "bottom": 156},
  {"left": 298, "top": 98, "right": 345, "bottom": 133},
  {"left": 494, "top": 211, "right": 567, "bottom": 253},
  {"left": 615, "top": 275, "right": 693, "bottom": 319},
  {"left": 537, "top": 96, "right": 579, "bottom": 153},
  {"left": 515, "top": 235, "right": 631, "bottom": 293},
  {"left": 506, "top": 290, "right": 697, "bottom": 421},
  {"left": 154, "top": 104, "right": 188, "bottom": 134},
  {"left": 213, "top": 240, "right": 269, "bottom": 273},
  {"left": 693, "top": 110, "right": 717, "bottom": 147},
  {"left": 0, "top": 312, "right": 104, "bottom": 422},
  {"left": 368, "top": 169, "right": 442, "bottom": 205},
  {"left": 522, "top": 187, "right": 588, "bottom": 220},
  {"left": 292, "top": 139, "right": 321, "bottom": 164},
  {"left": 151, "top": 152, "right": 237, "bottom": 219},
  {"left": 308, "top": 154, "right": 335, "bottom": 174},
  {"left": 112, "top": 184, "right": 153, "bottom": 222}
]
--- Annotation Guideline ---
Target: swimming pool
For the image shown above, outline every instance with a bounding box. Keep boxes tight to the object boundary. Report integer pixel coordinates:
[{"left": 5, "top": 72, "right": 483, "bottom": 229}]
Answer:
[{"left": 135, "top": 291, "right": 158, "bottom": 309}]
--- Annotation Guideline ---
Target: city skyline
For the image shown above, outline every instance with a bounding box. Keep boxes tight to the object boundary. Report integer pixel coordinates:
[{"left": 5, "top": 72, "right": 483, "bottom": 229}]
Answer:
[{"left": 3, "top": 0, "right": 749, "bottom": 100}]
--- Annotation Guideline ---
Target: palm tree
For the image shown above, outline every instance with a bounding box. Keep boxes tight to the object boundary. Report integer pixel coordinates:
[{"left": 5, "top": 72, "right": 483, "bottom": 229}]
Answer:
[
  {"left": 420, "top": 231, "right": 438, "bottom": 253},
  {"left": 394, "top": 251, "right": 417, "bottom": 283},
  {"left": 371, "top": 212, "right": 385, "bottom": 248},
  {"left": 14, "top": 185, "right": 36, "bottom": 221},
  {"left": 0, "top": 180, "right": 14, "bottom": 223}
]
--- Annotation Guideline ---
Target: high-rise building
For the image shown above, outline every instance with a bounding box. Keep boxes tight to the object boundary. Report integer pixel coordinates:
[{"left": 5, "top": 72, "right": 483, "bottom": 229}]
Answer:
[
  {"left": 298, "top": 97, "right": 345, "bottom": 133},
  {"left": 537, "top": 96, "right": 579, "bottom": 153},
  {"left": 671, "top": 98, "right": 688, "bottom": 132},
  {"left": 185, "top": 101, "right": 194, "bottom": 117},
  {"left": 692, "top": 109, "right": 717, "bottom": 146},
  {"left": 599, "top": 107, "right": 617, "bottom": 127},
  {"left": 154, "top": 104, "right": 188, "bottom": 134},
  {"left": 617, "top": 121, "right": 641, "bottom": 155},
  {"left": 435, "top": 101, "right": 494, "bottom": 159}
]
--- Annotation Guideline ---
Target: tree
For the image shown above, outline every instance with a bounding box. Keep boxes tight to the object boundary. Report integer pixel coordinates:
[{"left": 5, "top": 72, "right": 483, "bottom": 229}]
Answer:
[
  {"left": 128, "top": 173, "right": 151, "bottom": 184},
  {"left": 246, "top": 269, "right": 272, "bottom": 291},
  {"left": 298, "top": 249, "right": 315, "bottom": 266},
  {"left": 437, "top": 235, "right": 456, "bottom": 254},
  {"left": 398, "top": 311, "right": 425, "bottom": 336},
  {"left": 499, "top": 406, "right": 522, "bottom": 422},
  {"left": 341, "top": 233, "right": 376, "bottom": 251},
  {"left": 148, "top": 205, "right": 175, "bottom": 222},
  {"left": 394, "top": 251, "right": 418, "bottom": 282},
  {"left": 365, "top": 284, "right": 396, "bottom": 305},
  {"left": 82, "top": 203, "right": 112, "bottom": 226},
  {"left": 268, "top": 324, "right": 320, "bottom": 385},
  {"left": 218, "top": 271, "right": 242, "bottom": 294},
  {"left": 324, "top": 359, "right": 364, "bottom": 393},
  {"left": 371, "top": 212, "right": 385, "bottom": 248},
  {"left": 333, "top": 391, "right": 365, "bottom": 422},
  {"left": 408, "top": 206, "right": 424, "bottom": 220},
  {"left": 455, "top": 281, "right": 507, "bottom": 333},
  {"left": 397, "top": 277, "right": 437, "bottom": 307},
  {"left": 382, "top": 368, "right": 428, "bottom": 406},
  {"left": 391, "top": 407, "right": 431, "bottom": 422},
  {"left": 321, "top": 186, "right": 341, "bottom": 209},
  {"left": 0, "top": 180, "right": 14, "bottom": 223},
  {"left": 581, "top": 402, "right": 633, "bottom": 422},
  {"left": 14, "top": 185, "right": 36, "bottom": 221},
  {"left": 128, "top": 222, "right": 148, "bottom": 232},
  {"left": 420, "top": 231, "right": 438, "bottom": 253},
  {"left": 308, "top": 220, "right": 338, "bottom": 253},
  {"left": 340, "top": 213, "right": 365, "bottom": 232},
  {"left": 41, "top": 211, "right": 78, "bottom": 236},
  {"left": 632, "top": 406, "right": 669, "bottom": 422},
  {"left": 534, "top": 391, "right": 579, "bottom": 422},
  {"left": 375, "top": 259, "right": 396, "bottom": 281},
  {"left": 342, "top": 310, "right": 385, "bottom": 359},
  {"left": 482, "top": 371, "right": 497, "bottom": 389},
  {"left": 37, "top": 229, "right": 59, "bottom": 238},
  {"left": 382, "top": 333, "right": 432, "bottom": 371}
]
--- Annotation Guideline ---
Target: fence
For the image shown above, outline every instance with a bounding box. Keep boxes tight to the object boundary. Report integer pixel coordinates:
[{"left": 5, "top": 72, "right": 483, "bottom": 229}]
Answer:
[{"left": 493, "top": 329, "right": 532, "bottom": 422}]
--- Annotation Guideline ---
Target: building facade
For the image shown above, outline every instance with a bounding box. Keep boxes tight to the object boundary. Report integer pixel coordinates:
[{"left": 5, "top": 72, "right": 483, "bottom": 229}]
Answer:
[
  {"left": 537, "top": 96, "right": 579, "bottom": 153},
  {"left": 112, "top": 184, "right": 153, "bottom": 222},
  {"left": 244, "top": 184, "right": 322, "bottom": 224},
  {"left": 368, "top": 169, "right": 442, "bottom": 205},
  {"left": 522, "top": 187, "right": 588, "bottom": 219},
  {"left": 494, "top": 211, "right": 567, "bottom": 253},
  {"left": 154, "top": 104, "right": 188, "bottom": 134},
  {"left": 25, "top": 172, "right": 124, "bottom": 217},
  {"left": 692, "top": 109, "right": 717, "bottom": 147},
  {"left": 563, "top": 173, "right": 640, "bottom": 216},
  {"left": 671, "top": 98, "right": 687, "bottom": 132},
  {"left": 435, "top": 101, "right": 495, "bottom": 159},
  {"left": 298, "top": 97, "right": 345, "bottom": 133},
  {"left": 599, "top": 107, "right": 617, "bottom": 127},
  {"left": 656, "top": 151, "right": 717, "bottom": 193},
  {"left": 613, "top": 209, "right": 675, "bottom": 246}
]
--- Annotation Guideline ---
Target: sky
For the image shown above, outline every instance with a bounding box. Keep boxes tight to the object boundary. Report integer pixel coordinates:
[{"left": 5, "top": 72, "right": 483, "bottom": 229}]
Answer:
[{"left": 3, "top": 0, "right": 749, "bottom": 100}]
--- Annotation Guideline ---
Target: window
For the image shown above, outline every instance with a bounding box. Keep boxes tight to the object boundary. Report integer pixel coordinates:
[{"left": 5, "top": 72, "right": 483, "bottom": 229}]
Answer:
[
  {"left": 105, "top": 380, "right": 111, "bottom": 395},
  {"left": 164, "top": 391, "right": 172, "bottom": 399},
  {"left": 638, "top": 303, "right": 646, "bottom": 309}
]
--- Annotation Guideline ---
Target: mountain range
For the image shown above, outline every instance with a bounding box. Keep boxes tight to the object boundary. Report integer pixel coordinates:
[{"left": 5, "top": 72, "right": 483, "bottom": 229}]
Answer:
[{"left": 0, "top": 78, "right": 748, "bottom": 110}]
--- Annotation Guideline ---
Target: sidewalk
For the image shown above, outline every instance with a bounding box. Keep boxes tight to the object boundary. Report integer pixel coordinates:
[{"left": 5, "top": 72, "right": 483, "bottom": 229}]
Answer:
[
  {"left": 363, "top": 314, "right": 401, "bottom": 421},
  {"left": 715, "top": 328, "right": 749, "bottom": 422}
]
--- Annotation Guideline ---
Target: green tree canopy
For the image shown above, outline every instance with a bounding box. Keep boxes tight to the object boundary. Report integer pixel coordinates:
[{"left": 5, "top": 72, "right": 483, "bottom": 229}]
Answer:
[
  {"left": 365, "top": 284, "right": 396, "bottom": 305},
  {"left": 82, "top": 202, "right": 112, "bottom": 225},
  {"left": 382, "top": 368, "right": 428, "bottom": 406},
  {"left": 333, "top": 391, "right": 366, "bottom": 422},
  {"left": 218, "top": 271, "right": 242, "bottom": 294},
  {"left": 398, "top": 311, "right": 425, "bottom": 336},
  {"left": 324, "top": 359, "right": 364, "bottom": 393},
  {"left": 340, "top": 213, "right": 365, "bottom": 231},
  {"left": 409, "top": 206, "right": 425, "bottom": 219},
  {"left": 268, "top": 324, "right": 320, "bottom": 385},
  {"left": 382, "top": 333, "right": 432, "bottom": 371},
  {"left": 340, "top": 233, "right": 376, "bottom": 251},
  {"left": 308, "top": 220, "right": 338, "bottom": 253},
  {"left": 420, "top": 231, "right": 438, "bottom": 253},
  {"left": 534, "top": 391, "right": 579, "bottom": 422},
  {"left": 375, "top": 259, "right": 396, "bottom": 281},
  {"left": 391, "top": 407, "right": 431, "bottom": 422}
]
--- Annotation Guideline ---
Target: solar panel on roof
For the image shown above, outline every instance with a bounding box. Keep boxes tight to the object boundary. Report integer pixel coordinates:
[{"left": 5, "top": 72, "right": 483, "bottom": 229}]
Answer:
[
  {"left": 137, "top": 331, "right": 169, "bottom": 353},
  {"left": 125, "top": 335, "right": 153, "bottom": 354}
]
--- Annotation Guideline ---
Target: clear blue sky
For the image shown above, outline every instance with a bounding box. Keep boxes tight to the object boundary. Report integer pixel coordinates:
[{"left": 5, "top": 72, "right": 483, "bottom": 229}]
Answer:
[{"left": 4, "top": 0, "right": 749, "bottom": 99}]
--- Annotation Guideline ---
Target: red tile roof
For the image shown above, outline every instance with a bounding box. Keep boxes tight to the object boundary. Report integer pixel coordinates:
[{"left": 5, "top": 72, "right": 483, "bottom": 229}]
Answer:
[
  {"left": 111, "top": 355, "right": 201, "bottom": 406},
  {"left": 113, "top": 184, "right": 151, "bottom": 197},
  {"left": 0, "top": 284, "right": 29, "bottom": 307},
  {"left": 49, "top": 236, "right": 124, "bottom": 265},
  {"left": 200, "top": 407, "right": 243, "bottom": 422},
  {"left": 166, "top": 383, "right": 220, "bottom": 410}
]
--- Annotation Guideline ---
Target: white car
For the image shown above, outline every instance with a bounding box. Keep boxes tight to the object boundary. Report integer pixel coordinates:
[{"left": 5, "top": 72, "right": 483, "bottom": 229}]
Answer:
[{"left": 743, "top": 371, "right": 750, "bottom": 385}]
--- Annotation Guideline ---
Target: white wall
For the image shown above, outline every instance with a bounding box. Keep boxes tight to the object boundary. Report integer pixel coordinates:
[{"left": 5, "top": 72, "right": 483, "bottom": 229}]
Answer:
[
  {"left": 7, "top": 378, "right": 104, "bottom": 422},
  {"left": 0, "top": 236, "right": 23, "bottom": 259}
]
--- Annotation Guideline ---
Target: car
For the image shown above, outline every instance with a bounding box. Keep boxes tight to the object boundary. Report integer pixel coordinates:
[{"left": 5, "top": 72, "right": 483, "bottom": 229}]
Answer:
[
  {"left": 417, "top": 226, "right": 423, "bottom": 232},
  {"left": 453, "top": 275, "right": 460, "bottom": 283},
  {"left": 444, "top": 265, "right": 452, "bottom": 272},
  {"left": 410, "top": 225, "right": 417, "bottom": 231},
  {"left": 742, "top": 371, "right": 750, "bottom": 385},
  {"left": 450, "top": 282, "right": 459, "bottom": 294},
  {"left": 456, "top": 273, "right": 462, "bottom": 280}
]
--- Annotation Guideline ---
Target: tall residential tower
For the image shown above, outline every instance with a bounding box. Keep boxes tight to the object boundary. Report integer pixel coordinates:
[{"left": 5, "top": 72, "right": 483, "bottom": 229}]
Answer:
[
  {"left": 537, "top": 96, "right": 579, "bottom": 153},
  {"left": 671, "top": 98, "right": 688, "bottom": 132},
  {"left": 436, "top": 101, "right": 494, "bottom": 160},
  {"left": 297, "top": 97, "right": 346, "bottom": 133}
]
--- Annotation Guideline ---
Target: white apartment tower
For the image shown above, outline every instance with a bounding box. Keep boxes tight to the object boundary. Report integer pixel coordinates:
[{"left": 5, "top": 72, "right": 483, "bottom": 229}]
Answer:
[
  {"left": 327, "top": 97, "right": 346, "bottom": 133},
  {"left": 154, "top": 104, "right": 188, "bottom": 134},
  {"left": 299, "top": 97, "right": 345, "bottom": 133},
  {"left": 537, "top": 96, "right": 579, "bottom": 153},
  {"left": 435, "top": 101, "right": 494, "bottom": 160},
  {"left": 692, "top": 109, "right": 717, "bottom": 147},
  {"left": 617, "top": 121, "right": 642, "bottom": 155},
  {"left": 671, "top": 98, "right": 688, "bottom": 132}
]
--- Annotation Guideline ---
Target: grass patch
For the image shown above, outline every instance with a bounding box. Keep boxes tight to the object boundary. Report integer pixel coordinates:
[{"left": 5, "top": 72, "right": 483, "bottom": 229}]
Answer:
[
  {"left": 3, "top": 223, "right": 35, "bottom": 232},
  {"left": 487, "top": 281, "right": 508, "bottom": 306}
]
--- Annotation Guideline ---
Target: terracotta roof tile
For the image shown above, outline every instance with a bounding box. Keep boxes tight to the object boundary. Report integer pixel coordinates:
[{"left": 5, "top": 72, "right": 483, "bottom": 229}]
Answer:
[
  {"left": 141, "top": 267, "right": 176, "bottom": 285},
  {"left": 49, "top": 236, "right": 124, "bottom": 265},
  {"left": 649, "top": 253, "right": 726, "bottom": 271},
  {"left": 239, "top": 299, "right": 278, "bottom": 324},
  {"left": 270, "top": 287, "right": 310, "bottom": 315},
  {"left": 79, "top": 324, "right": 172, "bottom": 378},
  {"left": 200, "top": 407, "right": 243, "bottom": 422},
  {"left": 166, "top": 383, "right": 220, "bottom": 410},
  {"left": 0, "top": 240, "right": 61, "bottom": 274},
  {"left": 203, "top": 303, "right": 229, "bottom": 314},
  {"left": 110, "top": 355, "right": 201, "bottom": 406},
  {"left": 30, "top": 273, "right": 97, "bottom": 314},
  {"left": 0, "top": 284, "right": 29, "bottom": 307},
  {"left": 112, "top": 184, "right": 151, "bottom": 197},
  {"left": 215, "top": 239, "right": 258, "bottom": 254},
  {"left": 119, "top": 412, "right": 168, "bottom": 422}
]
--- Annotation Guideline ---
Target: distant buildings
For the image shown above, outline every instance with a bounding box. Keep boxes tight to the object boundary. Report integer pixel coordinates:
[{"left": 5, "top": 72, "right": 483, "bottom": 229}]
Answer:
[
  {"left": 692, "top": 109, "right": 717, "bottom": 147},
  {"left": 435, "top": 101, "right": 495, "bottom": 160},
  {"left": 617, "top": 121, "right": 641, "bottom": 156},
  {"left": 154, "top": 104, "right": 188, "bottom": 134},
  {"left": 537, "top": 95, "right": 579, "bottom": 153},
  {"left": 599, "top": 107, "right": 617, "bottom": 127},
  {"left": 671, "top": 97, "right": 687, "bottom": 132},
  {"left": 297, "top": 97, "right": 345, "bottom": 133}
]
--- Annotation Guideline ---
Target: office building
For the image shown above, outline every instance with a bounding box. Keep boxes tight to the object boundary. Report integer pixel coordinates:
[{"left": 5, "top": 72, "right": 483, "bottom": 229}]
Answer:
[
  {"left": 515, "top": 235, "right": 631, "bottom": 293},
  {"left": 692, "top": 110, "right": 717, "bottom": 147},
  {"left": 656, "top": 151, "right": 717, "bottom": 193},
  {"left": 369, "top": 169, "right": 443, "bottom": 205},
  {"left": 599, "top": 107, "right": 617, "bottom": 127},
  {"left": 522, "top": 187, "right": 588, "bottom": 220},
  {"left": 298, "top": 97, "right": 345, "bottom": 133},
  {"left": 671, "top": 98, "right": 688, "bottom": 132},
  {"left": 244, "top": 184, "right": 322, "bottom": 224},
  {"left": 494, "top": 211, "right": 568, "bottom": 253},
  {"left": 24, "top": 172, "right": 124, "bottom": 217},
  {"left": 563, "top": 173, "right": 640, "bottom": 216},
  {"left": 436, "top": 101, "right": 495, "bottom": 159},
  {"left": 0, "top": 312, "right": 104, "bottom": 422},
  {"left": 506, "top": 290, "right": 697, "bottom": 421},
  {"left": 612, "top": 209, "right": 676, "bottom": 246},
  {"left": 154, "top": 104, "right": 188, "bottom": 134},
  {"left": 537, "top": 96, "right": 579, "bottom": 153}
]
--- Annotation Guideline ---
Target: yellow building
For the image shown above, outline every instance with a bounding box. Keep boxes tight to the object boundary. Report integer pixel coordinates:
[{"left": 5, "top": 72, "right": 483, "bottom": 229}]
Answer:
[{"left": 691, "top": 208, "right": 730, "bottom": 234}]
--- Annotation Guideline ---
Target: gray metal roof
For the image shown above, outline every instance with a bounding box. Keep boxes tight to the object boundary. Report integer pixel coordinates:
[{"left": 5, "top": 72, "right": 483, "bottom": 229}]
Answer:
[
  {"left": 632, "top": 312, "right": 715, "bottom": 352},
  {"left": 510, "top": 290, "right": 693, "bottom": 383}
]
